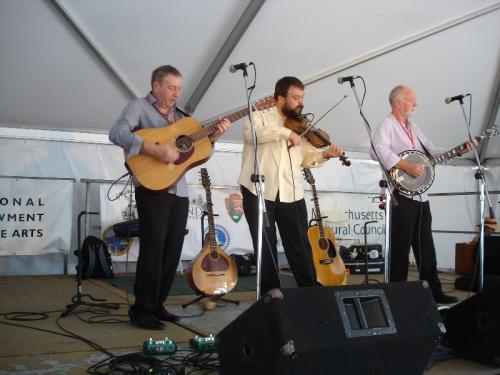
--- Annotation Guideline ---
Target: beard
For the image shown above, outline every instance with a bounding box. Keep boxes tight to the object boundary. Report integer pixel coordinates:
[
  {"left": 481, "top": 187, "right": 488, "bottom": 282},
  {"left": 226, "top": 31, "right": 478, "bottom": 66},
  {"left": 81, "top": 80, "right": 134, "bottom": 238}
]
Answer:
[
  {"left": 406, "top": 108, "right": 416, "bottom": 118},
  {"left": 282, "top": 103, "right": 303, "bottom": 119}
]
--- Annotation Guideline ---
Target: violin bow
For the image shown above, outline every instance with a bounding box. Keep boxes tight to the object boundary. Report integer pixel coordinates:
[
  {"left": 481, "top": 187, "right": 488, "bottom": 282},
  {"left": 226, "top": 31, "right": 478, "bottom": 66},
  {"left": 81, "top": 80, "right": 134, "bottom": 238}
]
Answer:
[
  {"left": 297, "top": 94, "right": 347, "bottom": 138},
  {"left": 311, "top": 94, "right": 347, "bottom": 129}
]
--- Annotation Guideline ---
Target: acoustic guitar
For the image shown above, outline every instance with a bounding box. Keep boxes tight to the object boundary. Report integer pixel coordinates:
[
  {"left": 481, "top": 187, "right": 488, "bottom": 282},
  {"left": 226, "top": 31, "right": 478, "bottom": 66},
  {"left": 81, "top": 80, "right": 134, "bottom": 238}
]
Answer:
[
  {"left": 186, "top": 168, "right": 238, "bottom": 296},
  {"left": 126, "top": 96, "right": 275, "bottom": 191},
  {"left": 303, "top": 168, "right": 347, "bottom": 286}
]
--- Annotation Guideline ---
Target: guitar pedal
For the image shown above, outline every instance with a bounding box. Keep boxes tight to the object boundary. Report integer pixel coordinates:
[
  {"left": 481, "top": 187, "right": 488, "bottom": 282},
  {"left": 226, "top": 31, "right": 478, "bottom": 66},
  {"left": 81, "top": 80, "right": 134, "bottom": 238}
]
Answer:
[
  {"left": 189, "top": 334, "right": 219, "bottom": 352},
  {"left": 143, "top": 337, "right": 177, "bottom": 355}
]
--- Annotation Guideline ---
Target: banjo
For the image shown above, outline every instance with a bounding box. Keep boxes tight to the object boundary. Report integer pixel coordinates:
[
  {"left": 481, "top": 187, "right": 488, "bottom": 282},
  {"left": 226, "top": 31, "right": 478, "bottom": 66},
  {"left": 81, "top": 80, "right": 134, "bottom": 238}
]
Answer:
[{"left": 390, "top": 125, "right": 498, "bottom": 195}]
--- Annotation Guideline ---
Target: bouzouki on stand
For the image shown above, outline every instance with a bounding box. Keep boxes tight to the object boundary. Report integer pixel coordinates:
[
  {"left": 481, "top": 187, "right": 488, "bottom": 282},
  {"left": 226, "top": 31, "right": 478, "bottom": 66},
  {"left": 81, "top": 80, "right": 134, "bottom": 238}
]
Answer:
[
  {"left": 303, "top": 168, "right": 347, "bottom": 286},
  {"left": 390, "top": 125, "right": 499, "bottom": 195},
  {"left": 126, "top": 96, "right": 275, "bottom": 191},
  {"left": 185, "top": 168, "right": 238, "bottom": 308}
]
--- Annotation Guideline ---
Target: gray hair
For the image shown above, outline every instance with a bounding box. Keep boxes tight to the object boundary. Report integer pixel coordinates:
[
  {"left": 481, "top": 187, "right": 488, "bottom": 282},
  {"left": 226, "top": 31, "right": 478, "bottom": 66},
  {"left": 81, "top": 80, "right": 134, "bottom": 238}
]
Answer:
[
  {"left": 151, "top": 65, "right": 181, "bottom": 88},
  {"left": 389, "top": 85, "right": 407, "bottom": 106}
]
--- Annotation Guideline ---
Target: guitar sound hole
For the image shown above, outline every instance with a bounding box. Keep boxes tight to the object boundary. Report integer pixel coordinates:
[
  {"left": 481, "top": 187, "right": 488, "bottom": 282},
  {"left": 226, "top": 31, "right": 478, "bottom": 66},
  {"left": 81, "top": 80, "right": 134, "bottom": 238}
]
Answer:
[
  {"left": 175, "top": 135, "right": 193, "bottom": 152},
  {"left": 318, "top": 237, "right": 329, "bottom": 251},
  {"left": 326, "top": 240, "right": 338, "bottom": 258}
]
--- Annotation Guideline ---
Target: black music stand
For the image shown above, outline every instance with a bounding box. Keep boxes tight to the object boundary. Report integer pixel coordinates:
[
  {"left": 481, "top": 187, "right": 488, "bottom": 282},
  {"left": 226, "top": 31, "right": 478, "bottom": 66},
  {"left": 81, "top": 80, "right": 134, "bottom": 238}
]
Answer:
[
  {"left": 182, "top": 211, "right": 239, "bottom": 309},
  {"left": 61, "top": 211, "right": 119, "bottom": 317}
]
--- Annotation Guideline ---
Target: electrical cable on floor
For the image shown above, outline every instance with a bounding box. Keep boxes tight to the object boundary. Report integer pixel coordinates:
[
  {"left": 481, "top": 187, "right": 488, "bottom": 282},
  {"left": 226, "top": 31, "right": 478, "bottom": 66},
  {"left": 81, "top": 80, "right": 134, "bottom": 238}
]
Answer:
[
  {"left": 88, "top": 351, "right": 185, "bottom": 375},
  {"left": 1, "top": 308, "right": 221, "bottom": 374},
  {"left": 0, "top": 310, "right": 114, "bottom": 357},
  {"left": 182, "top": 350, "right": 220, "bottom": 374}
]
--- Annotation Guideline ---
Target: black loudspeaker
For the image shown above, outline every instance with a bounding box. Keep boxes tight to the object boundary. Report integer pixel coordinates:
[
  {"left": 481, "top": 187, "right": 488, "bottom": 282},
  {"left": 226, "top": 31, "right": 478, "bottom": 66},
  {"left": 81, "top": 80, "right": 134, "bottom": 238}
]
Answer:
[
  {"left": 441, "top": 285, "right": 500, "bottom": 367},
  {"left": 217, "top": 281, "right": 444, "bottom": 375}
]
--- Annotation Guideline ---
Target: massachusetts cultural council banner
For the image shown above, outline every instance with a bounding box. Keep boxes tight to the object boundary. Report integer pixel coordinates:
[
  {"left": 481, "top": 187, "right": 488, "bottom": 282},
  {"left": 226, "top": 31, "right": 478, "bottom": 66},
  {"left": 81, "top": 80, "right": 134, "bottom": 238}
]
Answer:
[
  {"left": 306, "top": 191, "right": 386, "bottom": 257},
  {"left": 0, "top": 178, "right": 73, "bottom": 256}
]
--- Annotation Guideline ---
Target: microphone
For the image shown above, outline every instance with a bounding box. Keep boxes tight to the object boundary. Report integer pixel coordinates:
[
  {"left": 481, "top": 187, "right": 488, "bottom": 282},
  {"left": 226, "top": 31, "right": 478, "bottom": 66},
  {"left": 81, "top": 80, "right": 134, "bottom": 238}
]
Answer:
[
  {"left": 229, "top": 62, "right": 253, "bottom": 73},
  {"left": 337, "top": 75, "right": 360, "bottom": 84},
  {"left": 445, "top": 93, "right": 470, "bottom": 104}
]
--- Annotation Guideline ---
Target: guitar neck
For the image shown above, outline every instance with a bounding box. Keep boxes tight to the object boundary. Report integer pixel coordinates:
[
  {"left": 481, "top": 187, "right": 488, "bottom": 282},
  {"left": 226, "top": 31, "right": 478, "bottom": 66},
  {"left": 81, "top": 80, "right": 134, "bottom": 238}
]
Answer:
[
  {"left": 195, "top": 99, "right": 272, "bottom": 141},
  {"left": 205, "top": 107, "right": 251, "bottom": 127},
  {"left": 310, "top": 184, "right": 326, "bottom": 237}
]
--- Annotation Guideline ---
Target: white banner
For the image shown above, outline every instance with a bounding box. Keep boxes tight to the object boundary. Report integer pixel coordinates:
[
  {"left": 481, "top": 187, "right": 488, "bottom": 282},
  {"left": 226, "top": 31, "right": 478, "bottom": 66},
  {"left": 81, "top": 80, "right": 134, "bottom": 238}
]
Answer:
[
  {"left": 99, "top": 185, "right": 386, "bottom": 262},
  {"left": 185, "top": 186, "right": 254, "bottom": 260},
  {"left": 99, "top": 183, "right": 255, "bottom": 262},
  {"left": 0, "top": 179, "right": 73, "bottom": 255}
]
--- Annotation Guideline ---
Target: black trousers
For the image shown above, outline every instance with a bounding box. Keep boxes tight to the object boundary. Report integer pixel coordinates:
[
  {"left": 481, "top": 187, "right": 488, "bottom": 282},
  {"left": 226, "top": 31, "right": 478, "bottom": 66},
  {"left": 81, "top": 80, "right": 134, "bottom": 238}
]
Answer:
[
  {"left": 390, "top": 192, "right": 442, "bottom": 295},
  {"left": 133, "top": 188, "right": 189, "bottom": 315},
  {"left": 241, "top": 186, "right": 318, "bottom": 295}
]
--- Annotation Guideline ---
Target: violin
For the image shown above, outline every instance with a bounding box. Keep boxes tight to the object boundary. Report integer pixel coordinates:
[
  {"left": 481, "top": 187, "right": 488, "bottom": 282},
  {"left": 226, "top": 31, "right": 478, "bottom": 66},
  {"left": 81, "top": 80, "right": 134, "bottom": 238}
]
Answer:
[{"left": 284, "top": 116, "right": 351, "bottom": 167}]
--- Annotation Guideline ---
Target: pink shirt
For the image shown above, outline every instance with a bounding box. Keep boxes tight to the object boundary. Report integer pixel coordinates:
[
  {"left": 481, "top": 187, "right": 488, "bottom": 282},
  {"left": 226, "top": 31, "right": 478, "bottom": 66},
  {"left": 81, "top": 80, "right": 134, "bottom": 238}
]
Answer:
[{"left": 370, "top": 114, "right": 445, "bottom": 201}]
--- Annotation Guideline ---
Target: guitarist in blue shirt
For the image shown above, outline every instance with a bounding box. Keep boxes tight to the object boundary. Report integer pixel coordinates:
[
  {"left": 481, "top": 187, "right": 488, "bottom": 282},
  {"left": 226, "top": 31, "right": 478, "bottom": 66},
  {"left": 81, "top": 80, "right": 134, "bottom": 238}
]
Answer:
[{"left": 109, "top": 65, "right": 230, "bottom": 330}]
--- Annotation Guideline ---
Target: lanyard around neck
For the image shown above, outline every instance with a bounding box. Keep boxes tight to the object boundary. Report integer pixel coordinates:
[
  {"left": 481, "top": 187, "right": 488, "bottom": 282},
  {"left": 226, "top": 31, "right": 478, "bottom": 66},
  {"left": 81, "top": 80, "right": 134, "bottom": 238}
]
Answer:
[{"left": 398, "top": 120, "right": 414, "bottom": 147}]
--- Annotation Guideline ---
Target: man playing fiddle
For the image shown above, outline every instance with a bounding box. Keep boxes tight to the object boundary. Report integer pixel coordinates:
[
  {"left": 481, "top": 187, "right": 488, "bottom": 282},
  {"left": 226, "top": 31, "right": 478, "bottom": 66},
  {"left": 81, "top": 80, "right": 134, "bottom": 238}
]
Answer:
[{"left": 238, "top": 76, "right": 343, "bottom": 296}]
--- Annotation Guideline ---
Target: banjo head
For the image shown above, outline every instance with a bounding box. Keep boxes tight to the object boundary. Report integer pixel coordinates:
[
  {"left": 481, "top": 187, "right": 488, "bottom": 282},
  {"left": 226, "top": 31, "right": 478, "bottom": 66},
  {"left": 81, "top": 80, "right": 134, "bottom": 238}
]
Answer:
[{"left": 390, "top": 150, "right": 435, "bottom": 195}]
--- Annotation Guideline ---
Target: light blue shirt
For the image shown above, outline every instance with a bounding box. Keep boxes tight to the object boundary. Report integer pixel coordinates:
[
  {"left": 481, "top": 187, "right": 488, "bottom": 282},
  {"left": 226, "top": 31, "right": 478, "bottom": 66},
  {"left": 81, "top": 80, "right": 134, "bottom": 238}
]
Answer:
[{"left": 109, "top": 93, "right": 188, "bottom": 197}]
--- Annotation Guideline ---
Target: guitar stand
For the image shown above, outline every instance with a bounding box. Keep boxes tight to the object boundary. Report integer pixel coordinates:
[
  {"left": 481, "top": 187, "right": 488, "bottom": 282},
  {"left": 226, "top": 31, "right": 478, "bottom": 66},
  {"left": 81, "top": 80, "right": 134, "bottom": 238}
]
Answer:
[
  {"left": 182, "top": 293, "right": 240, "bottom": 309},
  {"left": 61, "top": 211, "right": 119, "bottom": 317},
  {"left": 182, "top": 211, "right": 240, "bottom": 309}
]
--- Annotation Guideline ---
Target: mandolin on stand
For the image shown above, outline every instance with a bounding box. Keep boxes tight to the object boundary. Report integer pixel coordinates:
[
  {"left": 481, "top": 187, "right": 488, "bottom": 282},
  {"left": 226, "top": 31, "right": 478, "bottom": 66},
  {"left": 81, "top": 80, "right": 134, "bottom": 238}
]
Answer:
[{"left": 186, "top": 168, "right": 238, "bottom": 303}]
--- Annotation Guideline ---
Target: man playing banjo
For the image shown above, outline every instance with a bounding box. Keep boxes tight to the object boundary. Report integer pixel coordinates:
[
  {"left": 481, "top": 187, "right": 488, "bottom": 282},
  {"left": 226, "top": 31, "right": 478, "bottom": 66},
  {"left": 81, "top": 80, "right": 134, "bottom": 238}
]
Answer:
[{"left": 371, "top": 85, "right": 472, "bottom": 304}]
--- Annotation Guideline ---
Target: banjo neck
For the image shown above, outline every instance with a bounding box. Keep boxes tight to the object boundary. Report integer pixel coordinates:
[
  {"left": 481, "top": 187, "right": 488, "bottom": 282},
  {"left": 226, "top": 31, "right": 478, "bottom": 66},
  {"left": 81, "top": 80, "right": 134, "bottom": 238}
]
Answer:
[
  {"left": 433, "top": 138, "right": 477, "bottom": 164},
  {"left": 390, "top": 125, "right": 498, "bottom": 196}
]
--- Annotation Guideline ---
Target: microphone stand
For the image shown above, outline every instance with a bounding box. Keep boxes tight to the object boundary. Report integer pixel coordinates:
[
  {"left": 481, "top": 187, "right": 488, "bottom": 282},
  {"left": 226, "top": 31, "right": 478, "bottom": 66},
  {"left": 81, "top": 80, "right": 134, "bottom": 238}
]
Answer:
[
  {"left": 61, "top": 211, "right": 119, "bottom": 317},
  {"left": 344, "top": 78, "right": 397, "bottom": 283},
  {"left": 235, "top": 65, "right": 268, "bottom": 299},
  {"left": 456, "top": 97, "right": 494, "bottom": 292},
  {"left": 363, "top": 221, "right": 377, "bottom": 284}
]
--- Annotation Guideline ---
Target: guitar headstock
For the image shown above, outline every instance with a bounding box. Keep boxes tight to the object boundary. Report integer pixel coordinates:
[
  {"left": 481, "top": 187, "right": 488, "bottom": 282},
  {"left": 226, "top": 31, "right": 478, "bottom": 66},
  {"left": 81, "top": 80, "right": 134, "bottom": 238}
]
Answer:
[
  {"left": 200, "top": 168, "right": 211, "bottom": 190},
  {"left": 303, "top": 168, "right": 315, "bottom": 185},
  {"left": 253, "top": 96, "right": 275, "bottom": 111}
]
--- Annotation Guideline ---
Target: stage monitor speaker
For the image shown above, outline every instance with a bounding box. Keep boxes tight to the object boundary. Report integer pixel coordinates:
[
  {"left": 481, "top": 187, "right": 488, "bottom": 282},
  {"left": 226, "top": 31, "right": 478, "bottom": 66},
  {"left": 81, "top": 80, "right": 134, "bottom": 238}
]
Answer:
[
  {"left": 441, "top": 285, "right": 500, "bottom": 367},
  {"left": 217, "top": 281, "right": 444, "bottom": 375}
]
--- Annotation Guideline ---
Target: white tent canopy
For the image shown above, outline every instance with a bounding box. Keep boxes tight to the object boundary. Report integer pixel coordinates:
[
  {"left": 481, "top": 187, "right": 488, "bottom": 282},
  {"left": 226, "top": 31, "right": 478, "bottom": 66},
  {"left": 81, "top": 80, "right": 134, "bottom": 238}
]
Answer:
[
  {"left": 0, "top": 0, "right": 499, "bottom": 276},
  {"left": 0, "top": 0, "right": 499, "bottom": 160}
]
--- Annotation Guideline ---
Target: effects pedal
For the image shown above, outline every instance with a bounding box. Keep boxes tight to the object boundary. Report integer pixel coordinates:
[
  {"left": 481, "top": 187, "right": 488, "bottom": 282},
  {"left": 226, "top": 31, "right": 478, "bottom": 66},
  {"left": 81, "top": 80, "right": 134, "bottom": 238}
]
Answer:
[
  {"left": 143, "top": 337, "right": 177, "bottom": 355},
  {"left": 189, "top": 334, "right": 219, "bottom": 352}
]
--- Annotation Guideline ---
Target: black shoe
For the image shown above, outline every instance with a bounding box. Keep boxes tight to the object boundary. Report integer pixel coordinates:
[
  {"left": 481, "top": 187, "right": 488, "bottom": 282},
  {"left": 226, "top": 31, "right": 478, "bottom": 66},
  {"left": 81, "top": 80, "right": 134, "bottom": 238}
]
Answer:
[
  {"left": 154, "top": 305, "right": 180, "bottom": 322},
  {"left": 434, "top": 293, "right": 459, "bottom": 304},
  {"left": 128, "top": 309, "right": 165, "bottom": 330}
]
